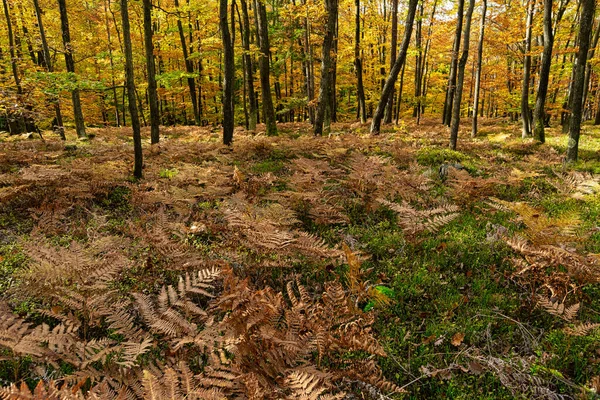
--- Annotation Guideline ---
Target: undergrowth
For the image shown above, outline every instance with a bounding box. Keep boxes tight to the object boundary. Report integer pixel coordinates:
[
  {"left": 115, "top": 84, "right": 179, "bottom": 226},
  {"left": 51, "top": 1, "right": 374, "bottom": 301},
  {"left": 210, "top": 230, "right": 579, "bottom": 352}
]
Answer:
[{"left": 0, "top": 119, "right": 599, "bottom": 399}]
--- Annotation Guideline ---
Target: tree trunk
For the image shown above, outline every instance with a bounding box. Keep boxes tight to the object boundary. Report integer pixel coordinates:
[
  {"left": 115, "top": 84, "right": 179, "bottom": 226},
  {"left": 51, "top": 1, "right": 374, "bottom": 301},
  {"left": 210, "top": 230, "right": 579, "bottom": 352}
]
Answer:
[
  {"left": 121, "top": 0, "right": 143, "bottom": 178},
  {"left": 521, "top": 0, "right": 535, "bottom": 138},
  {"left": 143, "top": 0, "right": 160, "bottom": 144},
  {"left": 58, "top": 0, "right": 86, "bottom": 138},
  {"left": 2, "top": 0, "right": 25, "bottom": 134},
  {"left": 567, "top": 0, "right": 595, "bottom": 162},
  {"left": 314, "top": 0, "right": 338, "bottom": 135},
  {"left": 254, "top": 0, "right": 277, "bottom": 136},
  {"left": 103, "top": 0, "right": 121, "bottom": 127},
  {"left": 532, "top": 0, "right": 554, "bottom": 143},
  {"left": 370, "top": 0, "right": 418, "bottom": 134},
  {"left": 471, "top": 0, "right": 486, "bottom": 138},
  {"left": 33, "top": 0, "right": 65, "bottom": 139},
  {"left": 384, "top": 0, "right": 399, "bottom": 124},
  {"left": 174, "top": 0, "right": 200, "bottom": 125},
  {"left": 354, "top": 0, "right": 367, "bottom": 124},
  {"left": 220, "top": 0, "right": 234, "bottom": 145},
  {"left": 443, "top": 0, "right": 465, "bottom": 126},
  {"left": 412, "top": 0, "right": 424, "bottom": 119},
  {"left": 240, "top": 0, "right": 257, "bottom": 131},
  {"left": 583, "top": 19, "right": 600, "bottom": 117},
  {"left": 449, "top": 0, "right": 475, "bottom": 150}
]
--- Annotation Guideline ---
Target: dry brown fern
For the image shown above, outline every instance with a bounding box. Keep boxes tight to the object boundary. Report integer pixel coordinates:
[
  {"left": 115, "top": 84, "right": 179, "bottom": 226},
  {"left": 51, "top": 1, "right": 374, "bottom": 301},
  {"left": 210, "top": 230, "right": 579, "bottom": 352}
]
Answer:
[
  {"left": 378, "top": 199, "right": 460, "bottom": 235},
  {"left": 537, "top": 297, "right": 580, "bottom": 322}
]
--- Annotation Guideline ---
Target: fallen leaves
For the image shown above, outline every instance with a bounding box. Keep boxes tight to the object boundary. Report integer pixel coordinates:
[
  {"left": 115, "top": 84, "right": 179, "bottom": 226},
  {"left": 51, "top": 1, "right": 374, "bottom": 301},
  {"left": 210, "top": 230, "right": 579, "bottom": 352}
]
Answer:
[{"left": 451, "top": 332, "right": 465, "bottom": 347}]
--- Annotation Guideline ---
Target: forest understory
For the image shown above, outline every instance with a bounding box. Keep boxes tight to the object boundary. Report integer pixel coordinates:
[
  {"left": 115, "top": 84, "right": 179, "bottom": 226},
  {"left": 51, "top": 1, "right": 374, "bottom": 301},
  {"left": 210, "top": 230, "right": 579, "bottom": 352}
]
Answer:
[{"left": 1, "top": 118, "right": 600, "bottom": 399}]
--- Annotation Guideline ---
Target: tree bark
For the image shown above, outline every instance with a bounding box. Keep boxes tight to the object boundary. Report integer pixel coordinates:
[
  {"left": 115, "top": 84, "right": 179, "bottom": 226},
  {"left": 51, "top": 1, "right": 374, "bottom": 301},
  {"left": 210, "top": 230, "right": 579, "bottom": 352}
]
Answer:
[
  {"left": 567, "top": 0, "right": 595, "bottom": 162},
  {"left": 121, "top": 0, "right": 143, "bottom": 178},
  {"left": 58, "top": 0, "right": 86, "bottom": 138},
  {"left": 314, "top": 0, "right": 338, "bottom": 135},
  {"left": 33, "top": 0, "right": 65, "bottom": 139},
  {"left": 443, "top": 0, "right": 465, "bottom": 126},
  {"left": 143, "top": 0, "right": 160, "bottom": 144},
  {"left": 240, "top": 0, "right": 257, "bottom": 131},
  {"left": 384, "top": 0, "right": 399, "bottom": 124},
  {"left": 173, "top": 0, "right": 200, "bottom": 125},
  {"left": 354, "top": 0, "right": 366, "bottom": 123},
  {"left": 254, "top": 0, "right": 277, "bottom": 136},
  {"left": 103, "top": 0, "right": 121, "bottom": 127},
  {"left": 412, "top": 0, "right": 424, "bottom": 119},
  {"left": 582, "top": 18, "right": 600, "bottom": 117},
  {"left": 370, "top": 0, "right": 418, "bottom": 134},
  {"left": 532, "top": 0, "right": 554, "bottom": 143},
  {"left": 521, "top": 0, "right": 535, "bottom": 138},
  {"left": 220, "top": 0, "right": 234, "bottom": 145},
  {"left": 471, "top": 0, "right": 486, "bottom": 138},
  {"left": 449, "top": 0, "right": 475, "bottom": 150},
  {"left": 2, "top": 0, "right": 25, "bottom": 134}
]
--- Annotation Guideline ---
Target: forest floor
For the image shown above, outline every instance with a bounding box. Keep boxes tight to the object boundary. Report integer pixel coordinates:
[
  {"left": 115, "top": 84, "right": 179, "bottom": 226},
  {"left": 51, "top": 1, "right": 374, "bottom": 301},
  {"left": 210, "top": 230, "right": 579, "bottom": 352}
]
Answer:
[{"left": 1, "top": 118, "right": 600, "bottom": 399}]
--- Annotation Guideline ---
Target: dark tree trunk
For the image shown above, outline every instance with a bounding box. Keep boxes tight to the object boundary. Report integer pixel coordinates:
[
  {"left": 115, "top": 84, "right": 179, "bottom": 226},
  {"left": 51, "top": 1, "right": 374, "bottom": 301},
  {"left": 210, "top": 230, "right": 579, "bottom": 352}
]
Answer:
[
  {"left": 58, "top": 0, "right": 86, "bottom": 138},
  {"left": 314, "top": 0, "right": 338, "bottom": 135},
  {"left": 254, "top": 0, "right": 277, "bottom": 135},
  {"left": 412, "top": 0, "right": 424, "bottom": 119},
  {"left": 33, "top": 0, "right": 65, "bottom": 139},
  {"left": 240, "top": 0, "right": 257, "bottom": 131},
  {"left": 567, "top": 0, "right": 595, "bottom": 162},
  {"left": 583, "top": 19, "right": 600, "bottom": 117},
  {"left": 104, "top": 0, "right": 120, "bottom": 127},
  {"left": 2, "top": 0, "right": 25, "bottom": 134},
  {"left": 533, "top": 0, "right": 554, "bottom": 143},
  {"left": 370, "top": 0, "right": 418, "bottom": 134},
  {"left": 521, "top": 0, "right": 535, "bottom": 138},
  {"left": 121, "top": 0, "right": 143, "bottom": 178},
  {"left": 472, "top": 0, "right": 486, "bottom": 138},
  {"left": 417, "top": 0, "right": 438, "bottom": 124},
  {"left": 174, "top": 0, "right": 200, "bottom": 125},
  {"left": 220, "top": 0, "right": 234, "bottom": 145},
  {"left": 449, "top": 0, "right": 475, "bottom": 150},
  {"left": 354, "top": 0, "right": 366, "bottom": 123},
  {"left": 395, "top": 61, "right": 406, "bottom": 124},
  {"left": 443, "top": 0, "right": 465, "bottom": 126},
  {"left": 143, "top": 0, "right": 160, "bottom": 144},
  {"left": 384, "top": 0, "right": 398, "bottom": 124}
]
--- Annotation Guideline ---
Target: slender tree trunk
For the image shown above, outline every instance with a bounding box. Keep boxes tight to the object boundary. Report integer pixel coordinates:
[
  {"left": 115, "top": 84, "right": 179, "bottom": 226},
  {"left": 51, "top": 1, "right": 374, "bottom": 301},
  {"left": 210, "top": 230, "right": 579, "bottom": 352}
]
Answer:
[
  {"left": 412, "top": 1, "right": 424, "bottom": 119},
  {"left": 533, "top": 0, "right": 554, "bottom": 143},
  {"left": 314, "top": 0, "right": 338, "bottom": 135},
  {"left": 395, "top": 61, "right": 406, "bottom": 124},
  {"left": 120, "top": 0, "right": 143, "bottom": 177},
  {"left": 104, "top": 0, "right": 120, "bottom": 126},
  {"left": 370, "top": 0, "right": 418, "bottom": 134},
  {"left": 174, "top": 0, "right": 200, "bottom": 125},
  {"left": 521, "top": 0, "right": 535, "bottom": 138},
  {"left": 567, "top": 0, "right": 595, "bottom": 162},
  {"left": 472, "top": 0, "right": 486, "bottom": 138},
  {"left": 2, "top": 0, "right": 25, "bottom": 134},
  {"left": 254, "top": 0, "right": 277, "bottom": 135},
  {"left": 143, "top": 0, "right": 160, "bottom": 144},
  {"left": 240, "top": 0, "right": 257, "bottom": 131},
  {"left": 443, "top": 0, "right": 465, "bottom": 126},
  {"left": 58, "top": 0, "right": 86, "bottom": 138},
  {"left": 33, "top": 0, "right": 65, "bottom": 140},
  {"left": 220, "top": 0, "right": 234, "bottom": 145},
  {"left": 384, "top": 0, "right": 398, "bottom": 123},
  {"left": 583, "top": 19, "right": 600, "bottom": 117},
  {"left": 417, "top": 0, "right": 438, "bottom": 124},
  {"left": 354, "top": 0, "right": 367, "bottom": 124},
  {"left": 449, "top": 0, "right": 475, "bottom": 150}
]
